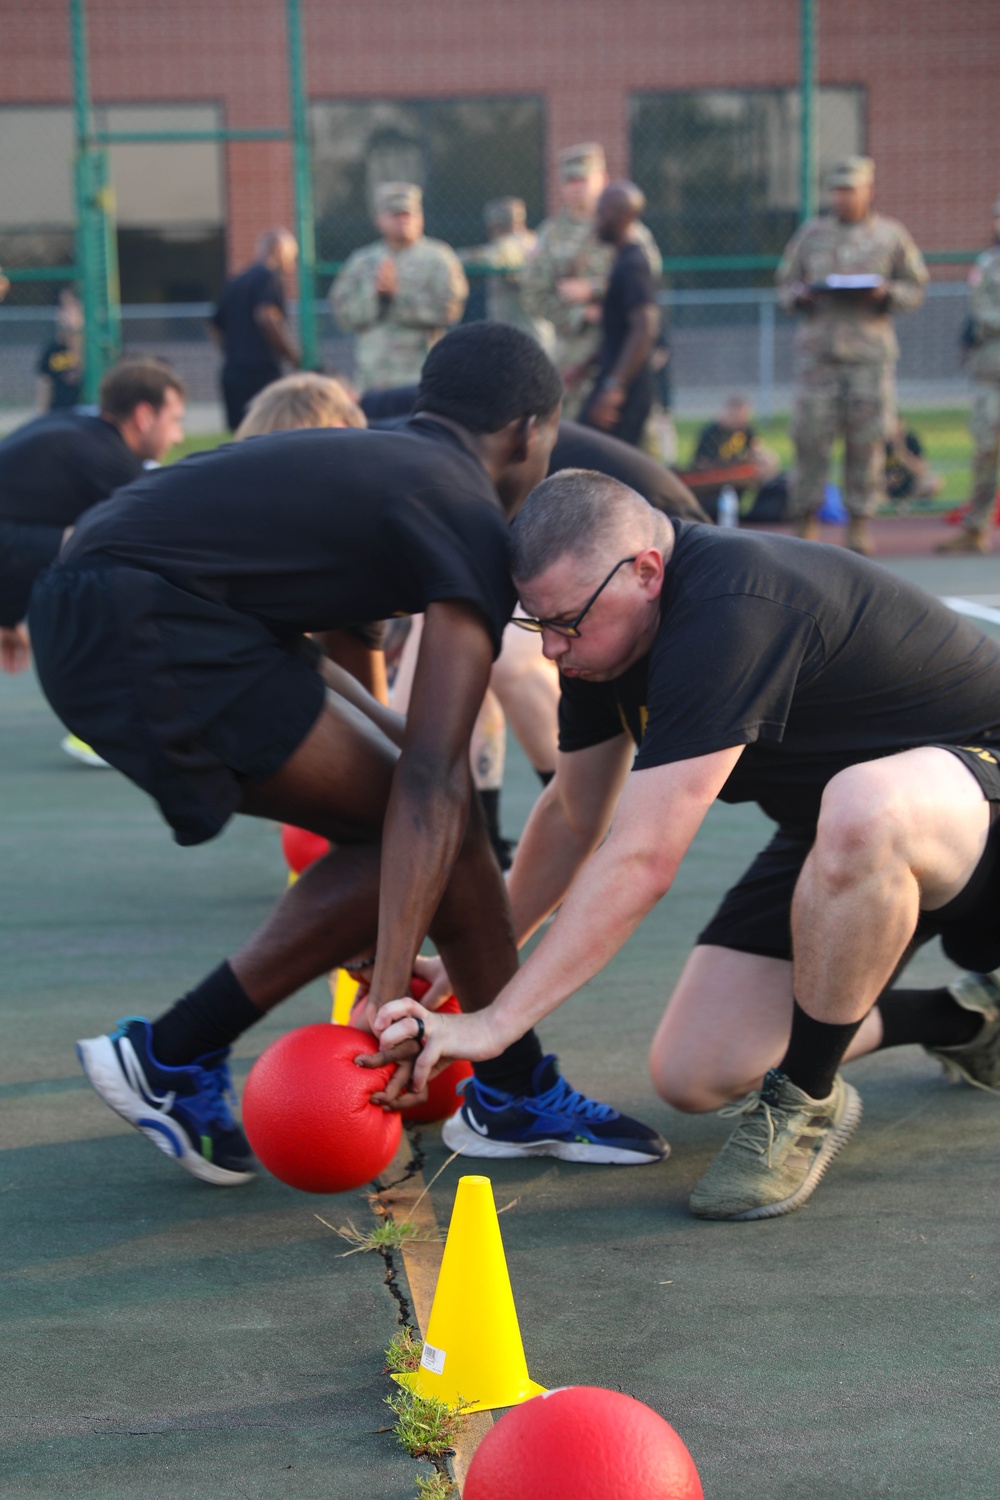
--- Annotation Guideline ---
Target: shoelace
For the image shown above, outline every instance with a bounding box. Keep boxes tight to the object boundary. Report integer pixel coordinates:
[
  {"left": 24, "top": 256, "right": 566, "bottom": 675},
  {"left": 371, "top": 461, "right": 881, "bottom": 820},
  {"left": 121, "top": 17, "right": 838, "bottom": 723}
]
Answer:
[
  {"left": 529, "top": 1076, "right": 617, "bottom": 1122},
  {"left": 718, "top": 1090, "right": 778, "bottom": 1166},
  {"left": 196, "top": 1060, "right": 238, "bottom": 1128}
]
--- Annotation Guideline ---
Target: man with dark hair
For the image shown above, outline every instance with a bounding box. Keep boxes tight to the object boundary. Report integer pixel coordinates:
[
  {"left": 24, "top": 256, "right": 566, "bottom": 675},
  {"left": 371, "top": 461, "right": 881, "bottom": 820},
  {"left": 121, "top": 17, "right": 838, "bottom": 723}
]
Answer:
[
  {"left": 579, "top": 183, "right": 661, "bottom": 448},
  {"left": 211, "top": 229, "right": 300, "bottom": 431},
  {"left": 0, "top": 357, "right": 186, "bottom": 677},
  {"left": 372, "top": 469, "right": 1000, "bottom": 1222},
  {"left": 31, "top": 323, "right": 665, "bottom": 1186}
]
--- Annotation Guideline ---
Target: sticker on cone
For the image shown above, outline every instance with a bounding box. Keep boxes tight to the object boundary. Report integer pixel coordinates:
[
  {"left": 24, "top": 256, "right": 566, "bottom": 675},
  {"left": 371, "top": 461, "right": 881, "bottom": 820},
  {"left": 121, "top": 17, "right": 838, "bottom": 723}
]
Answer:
[{"left": 394, "top": 1174, "right": 545, "bottom": 1413}]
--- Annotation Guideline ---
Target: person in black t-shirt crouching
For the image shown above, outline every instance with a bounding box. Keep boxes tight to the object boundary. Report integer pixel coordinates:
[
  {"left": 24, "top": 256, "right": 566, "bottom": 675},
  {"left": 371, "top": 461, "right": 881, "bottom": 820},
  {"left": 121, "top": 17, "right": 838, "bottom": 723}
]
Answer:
[
  {"left": 210, "top": 229, "right": 301, "bottom": 431},
  {"left": 578, "top": 183, "right": 660, "bottom": 448},
  {"left": 372, "top": 468, "right": 1000, "bottom": 1223},
  {"left": 31, "top": 324, "right": 668, "bottom": 1188},
  {"left": 0, "top": 357, "right": 186, "bottom": 676}
]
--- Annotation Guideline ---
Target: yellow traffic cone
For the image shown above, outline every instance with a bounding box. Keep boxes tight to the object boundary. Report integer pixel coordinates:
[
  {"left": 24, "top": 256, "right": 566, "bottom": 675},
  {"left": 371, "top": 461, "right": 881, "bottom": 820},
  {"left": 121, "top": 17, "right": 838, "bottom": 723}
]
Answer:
[
  {"left": 394, "top": 1174, "right": 546, "bottom": 1413},
  {"left": 329, "top": 969, "right": 359, "bottom": 1025}
]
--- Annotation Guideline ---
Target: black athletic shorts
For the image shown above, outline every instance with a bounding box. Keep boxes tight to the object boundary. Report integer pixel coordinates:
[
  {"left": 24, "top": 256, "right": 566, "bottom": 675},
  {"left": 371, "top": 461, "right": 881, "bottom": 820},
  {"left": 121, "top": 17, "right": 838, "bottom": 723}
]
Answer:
[
  {"left": 697, "top": 745, "right": 1000, "bottom": 974},
  {"left": 0, "top": 519, "right": 63, "bottom": 627},
  {"left": 29, "top": 560, "right": 327, "bottom": 846}
]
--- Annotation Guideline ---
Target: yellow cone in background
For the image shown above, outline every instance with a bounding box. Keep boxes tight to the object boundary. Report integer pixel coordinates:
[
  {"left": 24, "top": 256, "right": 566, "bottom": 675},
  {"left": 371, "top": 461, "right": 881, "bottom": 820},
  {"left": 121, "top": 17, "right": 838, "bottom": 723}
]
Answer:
[
  {"left": 394, "top": 1174, "right": 546, "bottom": 1413},
  {"left": 329, "top": 969, "right": 359, "bottom": 1025}
]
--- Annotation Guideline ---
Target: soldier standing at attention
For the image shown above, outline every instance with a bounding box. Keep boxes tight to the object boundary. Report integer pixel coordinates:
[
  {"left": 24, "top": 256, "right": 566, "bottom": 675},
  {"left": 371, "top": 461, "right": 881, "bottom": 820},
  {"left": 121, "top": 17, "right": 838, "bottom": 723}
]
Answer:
[
  {"left": 462, "top": 197, "right": 555, "bottom": 355},
  {"left": 777, "top": 156, "right": 927, "bottom": 557},
  {"left": 937, "top": 196, "right": 1000, "bottom": 555},
  {"left": 524, "top": 143, "right": 661, "bottom": 419},
  {"left": 331, "top": 183, "right": 468, "bottom": 393}
]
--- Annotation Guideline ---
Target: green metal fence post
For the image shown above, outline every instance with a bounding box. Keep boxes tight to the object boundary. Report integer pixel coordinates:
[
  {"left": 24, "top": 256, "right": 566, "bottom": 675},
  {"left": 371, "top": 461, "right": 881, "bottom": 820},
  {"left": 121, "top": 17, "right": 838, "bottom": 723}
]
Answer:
[
  {"left": 799, "top": 0, "right": 817, "bottom": 224},
  {"left": 69, "top": 0, "right": 101, "bottom": 402},
  {"left": 287, "top": 0, "right": 318, "bottom": 371}
]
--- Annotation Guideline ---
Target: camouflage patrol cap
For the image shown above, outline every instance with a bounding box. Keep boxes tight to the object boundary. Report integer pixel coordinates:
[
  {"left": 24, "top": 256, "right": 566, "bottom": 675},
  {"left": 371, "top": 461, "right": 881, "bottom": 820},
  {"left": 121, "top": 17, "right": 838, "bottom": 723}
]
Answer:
[
  {"left": 826, "top": 156, "right": 875, "bottom": 189},
  {"left": 484, "top": 196, "right": 526, "bottom": 232},
  {"left": 558, "top": 142, "right": 606, "bottom": 180},
  {"left": 374, "top": 182, "right": 422, "bottom": 215}
]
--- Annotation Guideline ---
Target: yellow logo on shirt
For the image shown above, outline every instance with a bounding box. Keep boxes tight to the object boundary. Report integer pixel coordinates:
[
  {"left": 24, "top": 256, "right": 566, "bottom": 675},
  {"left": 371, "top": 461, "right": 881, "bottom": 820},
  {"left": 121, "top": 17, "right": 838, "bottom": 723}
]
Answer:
[{"left": 958, "top": 745, "right": 998, "bottom": 765}]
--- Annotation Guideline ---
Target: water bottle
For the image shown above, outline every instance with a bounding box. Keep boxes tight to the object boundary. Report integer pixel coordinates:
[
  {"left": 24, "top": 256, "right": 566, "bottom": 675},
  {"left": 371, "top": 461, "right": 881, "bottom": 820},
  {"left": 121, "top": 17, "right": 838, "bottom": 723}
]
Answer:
[{"left": 717, "top": 484, "right": 740, "bottom": 529}]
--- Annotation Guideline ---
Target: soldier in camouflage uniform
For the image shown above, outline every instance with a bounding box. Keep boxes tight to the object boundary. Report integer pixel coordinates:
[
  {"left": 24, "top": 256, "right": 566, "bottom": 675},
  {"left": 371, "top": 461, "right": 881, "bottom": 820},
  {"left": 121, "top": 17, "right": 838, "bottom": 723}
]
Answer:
[
  {"left": 523, "top": 143, "right": 661, "bottom": 419},
  {"left": 777, "top": 156, "right": 928, "bottom": 555},
  {"left": 937, "top": 196, "right": 1000, "bottom": 554},
  {"left": 462, "top": 197, "right": 555, "bottom": 355},
  {"left": 330, "top": 183, "right": 468, "bottom": 392}
]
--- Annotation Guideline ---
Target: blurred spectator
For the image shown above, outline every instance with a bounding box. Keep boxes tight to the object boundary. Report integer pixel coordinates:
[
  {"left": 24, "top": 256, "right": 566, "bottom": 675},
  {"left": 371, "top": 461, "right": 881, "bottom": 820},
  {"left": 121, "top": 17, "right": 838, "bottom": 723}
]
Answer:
[
  {"left": 331, "top": 183, "right": 467, "bottom": 392},
  {"left": 691, "top": 395, "right": 781, "bottom": 486},
  {"left": 0, "top": 265, "right": 10, "bottom": 302},
  {"left": 523, "top": 142, "right": 661, "bottom": 419},
  {"left": 210, "top": 229, "right": 300, "bottom": 431},
  {"left": 462, "top": 197, "right": 555, "bottom": 354},
  {"left": 36, "top": 288, "right": 83, "bottom": 413},
  {"left": 579, "top": 183, "right": 660, "bottom": 448},
  {"left": 236, "top": 371, "right": 366, "bottom": 439},
  {"left": 884, "top": 418, "right": 943, "bottom": 506}
]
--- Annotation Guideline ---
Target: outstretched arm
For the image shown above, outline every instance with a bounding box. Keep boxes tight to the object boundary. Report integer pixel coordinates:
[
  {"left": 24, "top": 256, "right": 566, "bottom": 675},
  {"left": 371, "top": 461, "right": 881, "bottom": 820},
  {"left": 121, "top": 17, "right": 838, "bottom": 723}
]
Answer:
[
  {"left": 373, "top": 743, "right": 745, "bottom": 1087},
  {"left": 365, "top": 599, "right": 496, "bottom": 1012}
]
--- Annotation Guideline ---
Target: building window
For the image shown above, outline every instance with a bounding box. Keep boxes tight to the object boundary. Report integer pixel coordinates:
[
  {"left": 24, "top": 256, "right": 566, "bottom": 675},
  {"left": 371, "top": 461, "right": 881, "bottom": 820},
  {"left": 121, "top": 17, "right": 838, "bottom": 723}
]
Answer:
[
  {"left": 0, "top": 103, "right": 225, "bottom": 303},
  {"left": 311, "top": 97, "right": 546, "bottom": 279},
  {"left": 630, "top": 87, "right": 865, "bottom": 282}
]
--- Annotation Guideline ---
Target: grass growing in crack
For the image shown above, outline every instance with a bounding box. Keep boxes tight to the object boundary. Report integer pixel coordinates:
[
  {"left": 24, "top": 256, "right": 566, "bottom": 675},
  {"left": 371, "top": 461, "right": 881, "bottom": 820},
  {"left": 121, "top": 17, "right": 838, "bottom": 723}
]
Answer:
[
  {"left": 414, "top": 1474, "right": 457, "bottom": 1499},
  {"left": 315, "top": 1213, "right": 440, "bottom": 1256},
  {"left": 385, "top": 1388, "right": 469, "bottom": 1458},
  {"left": 385, "top": 1325, "right": 424, "bottom": 1374}
]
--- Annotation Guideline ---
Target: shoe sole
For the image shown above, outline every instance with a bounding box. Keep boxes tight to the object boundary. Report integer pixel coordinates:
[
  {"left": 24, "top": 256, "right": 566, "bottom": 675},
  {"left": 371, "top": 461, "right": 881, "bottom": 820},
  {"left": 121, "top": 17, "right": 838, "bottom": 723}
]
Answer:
[
  {"left": 77, "top": 1035, "right": 255, "bottom": 1187},
  {"left": 61, "top": 736, "right": 111, "bottom": 768},
  {"left": 441, "top": 1109, "right": 669, "bottom": 1166},
  {"left": 692, "top": 1083, "right": 863, "bottom": 1222}
]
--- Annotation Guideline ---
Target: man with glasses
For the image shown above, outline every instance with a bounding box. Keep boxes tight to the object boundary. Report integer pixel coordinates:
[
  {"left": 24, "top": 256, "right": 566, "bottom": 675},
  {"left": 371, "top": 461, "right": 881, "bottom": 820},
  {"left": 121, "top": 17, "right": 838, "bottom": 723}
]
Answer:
[{"left": 370, "top": 468, "right": 1000, "bottom": 1222}]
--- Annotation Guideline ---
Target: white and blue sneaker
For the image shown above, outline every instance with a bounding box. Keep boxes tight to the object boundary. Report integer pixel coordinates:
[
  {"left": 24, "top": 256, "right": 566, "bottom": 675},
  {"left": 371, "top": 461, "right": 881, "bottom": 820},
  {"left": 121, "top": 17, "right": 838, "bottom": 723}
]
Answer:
[
  {"left": 441, "top": 1055, "right": 668, "bottom": 1166},
  {"left": 77, "top": 1017, "right": 255, "bottom": 1186}
]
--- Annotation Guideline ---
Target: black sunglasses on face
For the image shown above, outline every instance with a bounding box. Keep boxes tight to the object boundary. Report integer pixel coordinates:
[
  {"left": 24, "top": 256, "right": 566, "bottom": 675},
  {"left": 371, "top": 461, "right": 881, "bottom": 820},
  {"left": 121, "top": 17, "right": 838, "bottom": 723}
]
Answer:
[{"left": 511, "top": 556, "right": 638, "bottom": 638}]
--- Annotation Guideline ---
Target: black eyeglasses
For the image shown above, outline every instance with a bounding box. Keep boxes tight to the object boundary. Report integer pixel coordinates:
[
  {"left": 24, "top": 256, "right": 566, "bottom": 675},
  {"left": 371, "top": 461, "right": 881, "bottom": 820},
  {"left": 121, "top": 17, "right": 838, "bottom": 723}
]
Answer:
[{"left": 511, "top": 556, "right": 638, "bottom": 638}]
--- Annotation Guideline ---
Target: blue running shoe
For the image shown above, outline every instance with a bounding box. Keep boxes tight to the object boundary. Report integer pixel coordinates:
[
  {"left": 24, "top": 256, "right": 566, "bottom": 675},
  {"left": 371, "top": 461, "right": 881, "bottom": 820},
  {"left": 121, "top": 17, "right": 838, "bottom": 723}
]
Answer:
[
  {"left": 441, "top": 1055, "right": 668, "bottom": 1166},
  {"left": 77, "top": 1017, "right": 255, "bottom": 1186}
]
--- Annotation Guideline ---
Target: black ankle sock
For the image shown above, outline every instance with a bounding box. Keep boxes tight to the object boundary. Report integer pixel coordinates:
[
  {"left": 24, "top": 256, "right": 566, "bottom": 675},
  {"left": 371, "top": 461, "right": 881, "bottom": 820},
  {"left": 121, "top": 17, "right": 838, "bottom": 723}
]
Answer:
[
  {"left": 473, "top": 1030, "right": 545, "bottom": 1098},
  {"left": 778, "top": 999, "right": 863, "bottom": 1101},
  {"left": 477, "top": 787, "right": 502, "bottom": 843},
  {"left": 877, "top": 987, "right": 983, "bottom": 1051},
  {"left": 151, "top": 962, "right": 262, "bottom": 1066},
  {"left": 536, "top": 768, "right": 554, "bottom": 787}
]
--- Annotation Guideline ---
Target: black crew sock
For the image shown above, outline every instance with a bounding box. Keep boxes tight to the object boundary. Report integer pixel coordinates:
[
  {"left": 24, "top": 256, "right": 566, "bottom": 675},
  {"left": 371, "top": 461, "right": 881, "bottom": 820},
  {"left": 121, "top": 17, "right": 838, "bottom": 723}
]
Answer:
[
  {"left": 777, "top": 999, "right": 863, "bottom": 1102},
  {"left": 151, "top": 962, "right": 262, "bottom": 1067},
  {"left": 536, "top": 768, "right": 555, "bottom": 787},
  {"left": 473, "top": 1029, "right": 546, "bottom": 1098},
  {"left": 877, "top": 987, "right": 983, "bottom": 1051},
  {"left": 477, "top": 787, "right": 502, "bottom": 845}
]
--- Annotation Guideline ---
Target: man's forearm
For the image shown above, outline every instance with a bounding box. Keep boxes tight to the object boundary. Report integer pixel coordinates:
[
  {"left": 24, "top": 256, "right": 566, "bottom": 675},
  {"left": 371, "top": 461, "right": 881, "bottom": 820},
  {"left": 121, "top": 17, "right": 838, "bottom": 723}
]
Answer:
[
  {"left": 507, "top": 781, "right": 600, "bottom": 945},
  {"left": 609, "top": 307, "right": 659, "bottom": 392}
]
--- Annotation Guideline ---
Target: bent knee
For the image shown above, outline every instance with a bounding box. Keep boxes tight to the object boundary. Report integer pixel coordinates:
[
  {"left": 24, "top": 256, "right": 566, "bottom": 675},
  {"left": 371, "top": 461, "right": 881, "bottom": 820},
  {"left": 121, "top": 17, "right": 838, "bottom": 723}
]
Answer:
[
  {"left": 648, "top": 1048, "right": 734, "bottom": 1115},
  {"left": 814, "top": 765, "right": 909, "bottom": 883}
]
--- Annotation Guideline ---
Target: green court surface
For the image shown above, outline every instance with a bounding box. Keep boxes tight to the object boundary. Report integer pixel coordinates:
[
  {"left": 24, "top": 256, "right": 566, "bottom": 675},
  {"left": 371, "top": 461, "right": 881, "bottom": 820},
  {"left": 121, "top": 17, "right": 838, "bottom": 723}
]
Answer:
[{"left": 2, "top": 554, "right": 999, "bottom": 1499}]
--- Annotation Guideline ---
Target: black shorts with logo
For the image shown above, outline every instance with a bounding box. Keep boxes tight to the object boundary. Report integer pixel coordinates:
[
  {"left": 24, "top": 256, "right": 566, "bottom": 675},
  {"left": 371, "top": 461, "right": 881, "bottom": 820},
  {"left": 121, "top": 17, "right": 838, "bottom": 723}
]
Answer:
[{"left": 698, "top": 745, "right": 1000, "bottom": 974}]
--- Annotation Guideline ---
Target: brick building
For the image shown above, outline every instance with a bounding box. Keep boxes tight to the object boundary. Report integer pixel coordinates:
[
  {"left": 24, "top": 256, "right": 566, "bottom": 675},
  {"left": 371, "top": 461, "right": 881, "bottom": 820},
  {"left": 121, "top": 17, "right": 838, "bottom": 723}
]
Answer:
[{"left": 1, "top": 0, "right": 996, "bottom": 302}]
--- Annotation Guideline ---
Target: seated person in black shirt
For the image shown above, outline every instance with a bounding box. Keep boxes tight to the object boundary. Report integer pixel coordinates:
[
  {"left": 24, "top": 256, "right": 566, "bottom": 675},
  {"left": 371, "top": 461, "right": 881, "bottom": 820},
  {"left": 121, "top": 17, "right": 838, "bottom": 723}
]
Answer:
[
  {"left": 32, "top": 323, "right": 666, "bottom": 1186},
  {"left": 579, "top": 183, "right": 660, "bottom": 448},
  {"left": 687, "top": 395, "right": 784, "bottom": 519},
  {"left": 210, "top": 229, "right": 301, "bottom": 431},
  {"left": 36, "top": 289, "right": 84, "bottom": 413},
  {"left": 372, "top": 469, "right": 1000, "bottom": 1223},
  {"left": 0, "top": 357, "right": 186, "bottom": 675}
]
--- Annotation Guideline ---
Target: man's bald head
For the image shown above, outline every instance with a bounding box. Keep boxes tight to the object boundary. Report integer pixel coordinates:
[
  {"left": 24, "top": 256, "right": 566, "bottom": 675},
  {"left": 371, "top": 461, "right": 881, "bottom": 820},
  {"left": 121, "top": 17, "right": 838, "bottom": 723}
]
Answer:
[
  {"left": 256, "top": 228, "right": 298, "bottom": 271},
  {"left": 596, "top": 181, "right": 646, "bottom": 244},
  {"left": 510, "top": 469, "right": 671, "bottom": 584}
]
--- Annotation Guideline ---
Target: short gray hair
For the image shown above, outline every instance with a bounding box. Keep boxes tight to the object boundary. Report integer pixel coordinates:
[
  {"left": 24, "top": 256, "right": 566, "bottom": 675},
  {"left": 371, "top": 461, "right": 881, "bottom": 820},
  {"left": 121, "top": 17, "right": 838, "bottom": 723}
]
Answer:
[{"left": 510, "top": 469, "right": 669, "bottom": 581}]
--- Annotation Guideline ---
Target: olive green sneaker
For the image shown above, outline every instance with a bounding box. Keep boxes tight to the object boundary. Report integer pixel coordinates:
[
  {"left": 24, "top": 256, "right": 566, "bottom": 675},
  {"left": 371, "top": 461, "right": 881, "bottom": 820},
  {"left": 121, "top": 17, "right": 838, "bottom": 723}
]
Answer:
[
  {"left": 689, "top": 1069, "right": 862, "bottom": 1222},
  {"left": 924, "top": 970, "right": 1000, "bottom": 1092}
]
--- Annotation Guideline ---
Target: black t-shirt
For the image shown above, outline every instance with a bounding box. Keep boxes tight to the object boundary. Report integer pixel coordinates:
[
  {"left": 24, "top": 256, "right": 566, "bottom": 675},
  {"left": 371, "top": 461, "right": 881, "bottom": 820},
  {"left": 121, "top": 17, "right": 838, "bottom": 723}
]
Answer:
[
  {"left": 550, "top": 422, "right": 707, "bottom": 521},
  {"left": 212, "top": 263, "right": 286, "bottom": 370},
  {"left": 596, "top": 243, "right": 657, "bottom": 383},
  {"left": 692, "top": 421, "right": 756, "bottom": 468},
  {"left": 558, "top": 521, "right": 1000, "bottom": 829},
  {"left": 62, "top": 418, "right": 517, "bottom": 655},
  {"left": 0, "top": 413, "right": 143, "bottom": 527},
  {"left": 37, "top": 340, "right": 82, "bottom": 410}
]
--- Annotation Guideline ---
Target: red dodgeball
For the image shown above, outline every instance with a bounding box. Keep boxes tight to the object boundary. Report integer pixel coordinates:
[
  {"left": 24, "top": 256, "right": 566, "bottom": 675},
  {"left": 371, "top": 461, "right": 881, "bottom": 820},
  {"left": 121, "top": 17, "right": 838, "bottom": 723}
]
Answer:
[
  {"left": 242, "top": 1024, "right": 401, "bottom": 1193},
  {"left": 280, "top": 824, "right": 330, "bottom": 875},
  {"left": 463, "top": 1386, "right": 704, "bottom": 1500}
]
